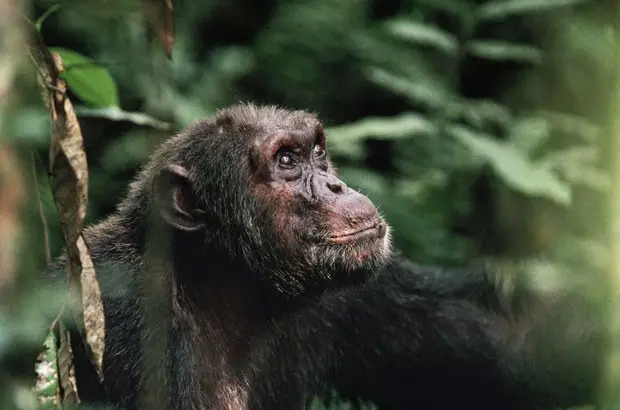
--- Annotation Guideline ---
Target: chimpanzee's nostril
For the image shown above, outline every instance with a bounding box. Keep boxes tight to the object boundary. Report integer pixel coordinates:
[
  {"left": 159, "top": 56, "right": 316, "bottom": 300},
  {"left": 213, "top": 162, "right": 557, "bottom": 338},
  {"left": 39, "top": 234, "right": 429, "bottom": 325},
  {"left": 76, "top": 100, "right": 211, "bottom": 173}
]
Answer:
[{"left": 327, "top": 181, "right": 344, "bottom": 194}]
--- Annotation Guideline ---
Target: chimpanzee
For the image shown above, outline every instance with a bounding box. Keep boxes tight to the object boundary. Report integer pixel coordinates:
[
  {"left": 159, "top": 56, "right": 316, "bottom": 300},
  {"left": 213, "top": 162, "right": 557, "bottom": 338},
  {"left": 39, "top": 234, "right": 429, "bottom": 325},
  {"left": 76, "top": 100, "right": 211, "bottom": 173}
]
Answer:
[{"left": 48, "top": 104, "right": 601, "bottom": 410}]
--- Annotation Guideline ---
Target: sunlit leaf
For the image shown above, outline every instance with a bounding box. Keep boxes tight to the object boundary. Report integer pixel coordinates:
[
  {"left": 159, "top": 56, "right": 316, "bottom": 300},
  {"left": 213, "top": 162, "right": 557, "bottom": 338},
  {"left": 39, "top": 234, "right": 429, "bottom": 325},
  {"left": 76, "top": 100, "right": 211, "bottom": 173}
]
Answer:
[
  {"left": 450, "top": 125, "right": 571, "bottom": 205},
  {"left": 385, "top": 20, "right": 458, "bottom": 56},
  {"left": 562, "top": 166, "right": 610, "bottom": 191},
  {"left": 476, "top": 0, "right": 586, "bottom": 21},
  {"left": 49, "top": 47, "right": 119, "bottom": 108},
  {"left": 539, "top": 146, "right": 610, "bottom": 191},
  {"left": 538, "top": 110, "right": 601, "bottom": 143},
  {"left": 539, "top": 146, "right": 599, "bottom": 169},
  {"left": 366, "top": 68, "right": 449, "bottom": 110},
  {"left": 467, "top": 40, "right": 543, "bottom": 64},
  {"left": 353, "top": 32, "right": 440, "bottom": 85},
  {"left": 327, "top": 113, "right": 437, "bottom": 158},
  {"left": 508, "top": 117, "right": 551, "bottom": 154}
]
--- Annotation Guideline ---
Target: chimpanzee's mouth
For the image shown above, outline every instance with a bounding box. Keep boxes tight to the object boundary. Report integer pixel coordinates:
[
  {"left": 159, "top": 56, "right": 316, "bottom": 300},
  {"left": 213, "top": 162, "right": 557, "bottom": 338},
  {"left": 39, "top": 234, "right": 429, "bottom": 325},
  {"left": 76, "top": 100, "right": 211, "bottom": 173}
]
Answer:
[{"left": 329, "top": 222, "right": 386, "bottom": 244}]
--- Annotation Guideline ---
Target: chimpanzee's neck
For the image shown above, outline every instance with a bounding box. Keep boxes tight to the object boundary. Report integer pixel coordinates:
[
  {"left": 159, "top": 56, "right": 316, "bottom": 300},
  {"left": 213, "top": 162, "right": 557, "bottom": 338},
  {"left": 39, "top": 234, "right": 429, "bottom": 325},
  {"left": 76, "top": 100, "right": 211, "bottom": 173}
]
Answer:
[
  {"left": 173, "top": 230, "right": 306, "bottom": 321},
  {"left": 167, "top": 231, "right": 309, "bottom": 409}
]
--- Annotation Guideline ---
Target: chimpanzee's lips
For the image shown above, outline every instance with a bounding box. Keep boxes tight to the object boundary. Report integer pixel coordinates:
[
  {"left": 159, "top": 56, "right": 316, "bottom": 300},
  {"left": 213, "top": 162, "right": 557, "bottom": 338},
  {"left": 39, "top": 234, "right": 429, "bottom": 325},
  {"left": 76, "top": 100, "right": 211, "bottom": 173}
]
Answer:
[{"left": 329, "top": 222, "right": 386, "bottom": 244}]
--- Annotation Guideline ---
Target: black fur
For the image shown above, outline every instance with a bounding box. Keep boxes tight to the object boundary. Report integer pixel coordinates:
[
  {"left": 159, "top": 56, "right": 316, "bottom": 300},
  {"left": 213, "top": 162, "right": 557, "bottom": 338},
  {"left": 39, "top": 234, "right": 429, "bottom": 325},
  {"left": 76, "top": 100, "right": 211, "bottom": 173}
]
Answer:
[{"left": 48, "top": 104, "right": 600, "bottom": 410}]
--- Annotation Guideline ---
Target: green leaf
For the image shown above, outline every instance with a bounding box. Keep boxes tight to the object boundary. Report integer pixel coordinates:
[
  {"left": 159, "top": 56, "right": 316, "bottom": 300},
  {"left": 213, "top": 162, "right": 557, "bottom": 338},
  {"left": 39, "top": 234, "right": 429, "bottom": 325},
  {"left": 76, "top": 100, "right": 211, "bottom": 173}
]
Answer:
[
  {"left": 35, "top": 331, "right": 61, "bottom": 409},
  {"left": 539, "top": 146, "right": 599, "bottom": 169},
  {"left": 467, "top": 40, "right": 543, "bottom": 64},
  {"left": 385, "top": 20, "right": 458, "bottom": 56},
  {"left": 49, "top": 47, "right": 120, "bottom": 108},
  {"left": 539, "top": 146, "right": 610, "bottom": 191},
  {"left": 326, "top": 113, "right": 437, "bottom": 158},
  {"left": 448, "top": 98, "right": 513, "bottom": 129},
  {"left": 508, "top": 116, "right": 551, "bottom": 155},
  {"left": 538, "top": 110, "right": 601, "bottom": 143},
  {"left": 450, "top": 125, "right": 571, "bottom": 205},
  {"left": 561, "top": 166, "right": 610, "bottom": 191},
  {"left": 366, "top": 68, "right": 449, "bottom": 110},
  {"left": 476, "top": 0, "right": 586, "bottom": 22}
]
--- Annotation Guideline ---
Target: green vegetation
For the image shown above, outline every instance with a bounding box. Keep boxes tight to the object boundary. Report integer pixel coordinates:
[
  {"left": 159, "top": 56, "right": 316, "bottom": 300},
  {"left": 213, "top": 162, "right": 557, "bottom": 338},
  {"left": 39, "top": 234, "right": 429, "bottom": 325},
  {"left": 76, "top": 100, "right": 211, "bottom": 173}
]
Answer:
[{"left": 1, "top": 0, "right": 619, "bottom": 408}]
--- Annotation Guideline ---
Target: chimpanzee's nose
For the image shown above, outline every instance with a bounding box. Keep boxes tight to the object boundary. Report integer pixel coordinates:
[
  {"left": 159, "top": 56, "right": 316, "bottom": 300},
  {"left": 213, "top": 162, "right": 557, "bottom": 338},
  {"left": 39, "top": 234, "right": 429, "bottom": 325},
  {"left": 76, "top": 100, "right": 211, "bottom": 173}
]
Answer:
[{"left": 312, "top": 173, "right": 348, "bottom": 199}]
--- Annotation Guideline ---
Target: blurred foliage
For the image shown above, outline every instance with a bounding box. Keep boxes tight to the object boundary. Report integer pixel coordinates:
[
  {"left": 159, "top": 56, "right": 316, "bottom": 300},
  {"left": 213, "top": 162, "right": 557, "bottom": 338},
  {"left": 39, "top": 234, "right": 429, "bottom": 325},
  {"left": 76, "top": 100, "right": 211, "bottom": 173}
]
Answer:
[
  {"left": 21, "top": 0, "right": 610, "bottom": 266},
  {"left": 0, "top": 0, "right": 618, "bottom": 408}
]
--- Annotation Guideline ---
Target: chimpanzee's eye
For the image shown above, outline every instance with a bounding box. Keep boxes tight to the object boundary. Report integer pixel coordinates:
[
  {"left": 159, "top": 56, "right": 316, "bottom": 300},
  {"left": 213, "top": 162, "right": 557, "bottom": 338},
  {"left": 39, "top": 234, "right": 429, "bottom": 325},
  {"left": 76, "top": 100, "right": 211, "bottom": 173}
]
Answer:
[{"left": 277, "top": 153, "right": 296, "bottom": 169}]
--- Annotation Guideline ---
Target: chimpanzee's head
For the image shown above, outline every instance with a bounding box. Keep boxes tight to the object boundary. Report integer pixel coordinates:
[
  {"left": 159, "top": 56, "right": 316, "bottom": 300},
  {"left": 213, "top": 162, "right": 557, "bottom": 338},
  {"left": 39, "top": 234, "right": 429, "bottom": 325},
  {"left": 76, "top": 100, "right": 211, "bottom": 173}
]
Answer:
[{"left": 151, "top": 104, "right": 392, "bottom": 296}]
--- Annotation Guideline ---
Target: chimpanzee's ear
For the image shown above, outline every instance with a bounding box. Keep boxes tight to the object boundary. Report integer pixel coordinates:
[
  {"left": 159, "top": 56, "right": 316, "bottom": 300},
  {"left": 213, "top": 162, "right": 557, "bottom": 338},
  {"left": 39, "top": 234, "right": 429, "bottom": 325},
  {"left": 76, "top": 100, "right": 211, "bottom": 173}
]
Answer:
[{"left": 153, "top": 164, "right": 205, "bottom": 232}]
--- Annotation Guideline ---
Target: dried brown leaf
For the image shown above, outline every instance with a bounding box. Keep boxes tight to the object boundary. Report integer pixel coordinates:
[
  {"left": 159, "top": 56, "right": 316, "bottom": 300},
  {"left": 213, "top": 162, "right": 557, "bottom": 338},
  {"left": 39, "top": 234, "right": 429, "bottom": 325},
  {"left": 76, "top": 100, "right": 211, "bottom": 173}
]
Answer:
[
  {"left": 30, "top": 33, "right": 106, "bottom": 381},
  {"left": 32, "top": 154, "right": 52, "bottom": 265},
  {"left": 76, "top": 236, "right": 105, "bottom": 368},
  {"left": 58, "top": 322, "right": 80, "bottom": 405},
  {"left": 141, "top": 0, "right": 175, "bottom": 57}
]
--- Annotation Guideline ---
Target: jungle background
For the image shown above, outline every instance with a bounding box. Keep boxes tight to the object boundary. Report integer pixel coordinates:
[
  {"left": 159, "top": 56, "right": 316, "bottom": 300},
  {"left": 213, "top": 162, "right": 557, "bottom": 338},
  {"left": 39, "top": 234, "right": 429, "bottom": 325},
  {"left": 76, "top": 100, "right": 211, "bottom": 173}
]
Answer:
[{"left": 2, "top": 0, "right": 620, "bottom": 408}]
